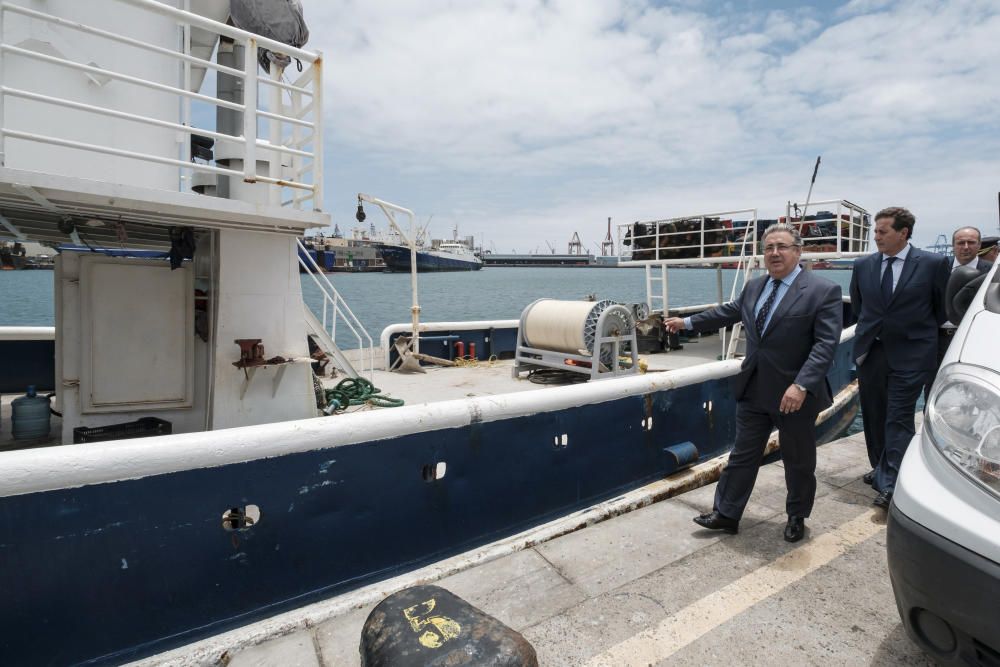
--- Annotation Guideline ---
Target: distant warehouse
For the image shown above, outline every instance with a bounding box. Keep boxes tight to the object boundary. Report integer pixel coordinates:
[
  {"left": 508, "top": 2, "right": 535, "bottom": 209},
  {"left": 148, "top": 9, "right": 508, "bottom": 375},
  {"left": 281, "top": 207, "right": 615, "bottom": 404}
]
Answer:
[{"left": 482, "top": 253, "right": 597, "bottom": 267}]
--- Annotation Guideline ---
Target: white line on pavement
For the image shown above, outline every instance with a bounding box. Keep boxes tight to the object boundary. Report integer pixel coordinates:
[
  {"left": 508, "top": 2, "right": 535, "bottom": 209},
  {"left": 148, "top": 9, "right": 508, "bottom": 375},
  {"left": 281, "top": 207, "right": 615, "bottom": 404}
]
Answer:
[{"left": 585, "top": 509, "right": 885, "bottom": 667}]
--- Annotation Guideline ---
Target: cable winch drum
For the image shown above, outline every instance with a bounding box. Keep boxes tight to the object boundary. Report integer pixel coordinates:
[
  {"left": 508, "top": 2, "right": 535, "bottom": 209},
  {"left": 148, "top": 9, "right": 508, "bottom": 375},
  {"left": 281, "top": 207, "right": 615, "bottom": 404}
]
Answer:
[{"left": 520, "top": 299, "right": 635, "bottom": 362}]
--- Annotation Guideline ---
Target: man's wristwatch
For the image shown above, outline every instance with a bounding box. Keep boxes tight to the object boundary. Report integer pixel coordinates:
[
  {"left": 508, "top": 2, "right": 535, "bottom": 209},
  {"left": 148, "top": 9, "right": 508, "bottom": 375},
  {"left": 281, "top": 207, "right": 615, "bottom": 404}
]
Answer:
[{"left": 793, "top": 383, "right": 807, "bottom": 393}]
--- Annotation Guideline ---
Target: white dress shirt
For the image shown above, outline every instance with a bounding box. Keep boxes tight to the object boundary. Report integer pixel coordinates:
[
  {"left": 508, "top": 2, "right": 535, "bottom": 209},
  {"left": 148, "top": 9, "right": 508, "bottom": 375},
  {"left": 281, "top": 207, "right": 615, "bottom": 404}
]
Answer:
[
  {"left": 880, "top": 243, "right": 911, "bottom": 292},
  {"left": 952, "top": 256, "right": 979, "bottom": 271}
]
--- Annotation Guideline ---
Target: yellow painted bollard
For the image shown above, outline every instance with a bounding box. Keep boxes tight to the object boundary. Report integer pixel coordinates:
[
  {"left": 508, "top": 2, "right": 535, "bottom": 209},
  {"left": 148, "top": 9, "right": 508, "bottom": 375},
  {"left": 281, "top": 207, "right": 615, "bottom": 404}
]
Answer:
[{"left": 360, "top": 585, "right": 538, "bottom": 666}]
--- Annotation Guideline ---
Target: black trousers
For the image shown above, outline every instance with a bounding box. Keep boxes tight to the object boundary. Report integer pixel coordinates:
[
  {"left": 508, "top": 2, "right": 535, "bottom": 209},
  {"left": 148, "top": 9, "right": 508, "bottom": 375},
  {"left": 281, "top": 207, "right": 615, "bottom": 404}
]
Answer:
[
  {"left": 713, "top": 380, "right": 821, "bottom": 521},
  {"left": 857, "top": 340, "right": 927, "bottom": 493}
]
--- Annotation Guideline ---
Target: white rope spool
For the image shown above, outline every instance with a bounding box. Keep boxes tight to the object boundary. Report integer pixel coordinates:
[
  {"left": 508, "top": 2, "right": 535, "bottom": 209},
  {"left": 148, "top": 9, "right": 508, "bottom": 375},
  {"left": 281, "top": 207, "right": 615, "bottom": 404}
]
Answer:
[{"left": 521, "top": 299, "right": 633, "bottom": 359}]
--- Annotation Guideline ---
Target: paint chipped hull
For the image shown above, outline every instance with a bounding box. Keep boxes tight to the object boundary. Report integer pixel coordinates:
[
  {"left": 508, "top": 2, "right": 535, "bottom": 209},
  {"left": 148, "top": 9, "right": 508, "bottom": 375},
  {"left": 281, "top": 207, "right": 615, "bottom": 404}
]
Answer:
[{"left": 0, "top": 337, "right": 858, "bottom": 666}]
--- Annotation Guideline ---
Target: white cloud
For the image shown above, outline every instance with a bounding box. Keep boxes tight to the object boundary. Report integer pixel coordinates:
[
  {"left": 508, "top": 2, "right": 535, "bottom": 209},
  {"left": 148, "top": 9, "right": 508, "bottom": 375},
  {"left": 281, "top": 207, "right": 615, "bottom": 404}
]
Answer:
[{"left": 302, "top": 0, "right": 1000, "bottom": 250}]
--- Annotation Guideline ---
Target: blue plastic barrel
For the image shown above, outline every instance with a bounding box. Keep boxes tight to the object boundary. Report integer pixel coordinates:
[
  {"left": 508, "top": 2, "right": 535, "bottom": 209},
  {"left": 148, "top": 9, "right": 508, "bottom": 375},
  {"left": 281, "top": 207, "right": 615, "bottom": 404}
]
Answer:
[{"left": 11, "top": 385, "right": 51, "bottom": 440}]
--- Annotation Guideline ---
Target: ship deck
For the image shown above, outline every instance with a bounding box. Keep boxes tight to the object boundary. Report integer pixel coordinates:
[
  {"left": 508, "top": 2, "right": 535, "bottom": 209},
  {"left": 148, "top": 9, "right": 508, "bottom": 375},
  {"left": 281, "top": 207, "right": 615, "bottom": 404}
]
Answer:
[
  {"left": 0, "top": 339, "right": 726, "bottom": 451},
  {"left": 336, "top": 339, "right": 728, "bottom": 408},
  {"left": 137, "top": 425, "right": 932, "bottom": 667}
]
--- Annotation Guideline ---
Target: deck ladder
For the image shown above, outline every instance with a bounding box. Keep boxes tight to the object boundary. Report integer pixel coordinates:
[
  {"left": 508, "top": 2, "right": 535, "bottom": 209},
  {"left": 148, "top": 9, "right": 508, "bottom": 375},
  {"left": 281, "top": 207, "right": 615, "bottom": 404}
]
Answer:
[
  {"left": 723, "top": 221, "right": 763, "bottom": 360},
  {"left": 297, "top": 239, "right": 374, "bottom": 379},
  {"left": 645, "top": 263, "right": 669, "bottom": 316}
]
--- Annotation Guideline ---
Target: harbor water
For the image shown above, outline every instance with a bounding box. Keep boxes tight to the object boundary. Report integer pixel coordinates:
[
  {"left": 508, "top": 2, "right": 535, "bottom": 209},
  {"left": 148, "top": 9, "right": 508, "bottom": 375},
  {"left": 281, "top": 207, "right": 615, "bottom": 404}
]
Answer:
[{"left": 1, "top": 266, "right": 856, "bottom": 334}]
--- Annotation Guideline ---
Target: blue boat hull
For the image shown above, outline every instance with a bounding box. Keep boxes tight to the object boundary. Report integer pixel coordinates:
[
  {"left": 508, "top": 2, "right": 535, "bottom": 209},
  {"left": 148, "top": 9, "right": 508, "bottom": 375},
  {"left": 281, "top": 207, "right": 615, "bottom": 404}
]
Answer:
[
  {"left": 0, "top": 342, "right": 857, "bottom": 665},
  {"left": 380, "top": 245, "right": 482, "bottom": 272}
]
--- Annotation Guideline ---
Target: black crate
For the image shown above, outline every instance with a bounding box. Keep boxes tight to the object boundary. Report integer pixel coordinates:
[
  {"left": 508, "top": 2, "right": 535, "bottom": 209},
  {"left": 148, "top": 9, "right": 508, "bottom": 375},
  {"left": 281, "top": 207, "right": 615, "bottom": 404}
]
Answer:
[{"left": 73, "top": 417, "right": 172, "bottom": 444}]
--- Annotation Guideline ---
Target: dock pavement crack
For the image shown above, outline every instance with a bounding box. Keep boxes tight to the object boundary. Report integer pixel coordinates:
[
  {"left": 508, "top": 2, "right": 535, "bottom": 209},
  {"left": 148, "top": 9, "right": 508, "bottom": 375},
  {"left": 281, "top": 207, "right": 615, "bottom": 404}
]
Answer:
[{"left": 531, "top": 546, "right": 578, "bottom": 587}]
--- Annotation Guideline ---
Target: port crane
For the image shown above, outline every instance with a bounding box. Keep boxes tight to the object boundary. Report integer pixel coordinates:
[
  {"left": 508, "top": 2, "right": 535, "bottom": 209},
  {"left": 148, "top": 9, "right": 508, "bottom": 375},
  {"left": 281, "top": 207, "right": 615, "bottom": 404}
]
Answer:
[{"left": 600, "top": 217, "right": 614, "bottom": 256}]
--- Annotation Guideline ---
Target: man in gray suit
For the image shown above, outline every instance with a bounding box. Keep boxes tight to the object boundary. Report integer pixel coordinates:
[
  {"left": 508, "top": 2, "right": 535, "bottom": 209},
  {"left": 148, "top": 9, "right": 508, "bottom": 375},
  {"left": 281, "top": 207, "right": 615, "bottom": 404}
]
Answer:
[
  {"left": 664, "top": 223, "right": 843, "bottom": 542},
  {"left": 850, "top": 207, "right": 949, "bottom": 508}
]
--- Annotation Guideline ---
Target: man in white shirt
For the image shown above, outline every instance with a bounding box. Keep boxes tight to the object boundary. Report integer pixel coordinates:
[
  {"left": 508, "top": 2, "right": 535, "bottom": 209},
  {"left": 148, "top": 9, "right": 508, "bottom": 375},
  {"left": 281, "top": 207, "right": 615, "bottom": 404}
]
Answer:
[{"left": 952, "top": 226, "right": 984, "bottom": 271}]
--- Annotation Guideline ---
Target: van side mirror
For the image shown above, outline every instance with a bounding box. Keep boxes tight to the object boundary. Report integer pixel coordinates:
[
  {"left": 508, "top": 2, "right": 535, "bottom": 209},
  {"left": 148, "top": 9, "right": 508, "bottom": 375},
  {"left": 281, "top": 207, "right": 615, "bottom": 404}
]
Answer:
[{"left": 946, "top": 265, "right": 987, "bottom": 325}]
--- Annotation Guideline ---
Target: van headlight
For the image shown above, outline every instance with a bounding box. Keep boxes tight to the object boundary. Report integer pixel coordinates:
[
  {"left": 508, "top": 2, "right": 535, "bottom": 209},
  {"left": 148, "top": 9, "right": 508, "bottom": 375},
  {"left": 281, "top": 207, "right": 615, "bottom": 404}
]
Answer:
[{"left": 926, "top": 364, "right": 1000, "bottom": 498}]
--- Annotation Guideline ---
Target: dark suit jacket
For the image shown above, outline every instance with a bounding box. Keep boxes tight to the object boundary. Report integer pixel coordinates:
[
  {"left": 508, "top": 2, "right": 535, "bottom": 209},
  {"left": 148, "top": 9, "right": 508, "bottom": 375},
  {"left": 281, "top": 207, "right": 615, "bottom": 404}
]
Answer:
[
  {"left": 970, "top": 259, "right": 994, "bottom": 275},
  {"left": 688, "top": 269, "right": 843, "bottom": 410},
  {"left": 850, "top": 246, "right": 949, "bottom": 371}
]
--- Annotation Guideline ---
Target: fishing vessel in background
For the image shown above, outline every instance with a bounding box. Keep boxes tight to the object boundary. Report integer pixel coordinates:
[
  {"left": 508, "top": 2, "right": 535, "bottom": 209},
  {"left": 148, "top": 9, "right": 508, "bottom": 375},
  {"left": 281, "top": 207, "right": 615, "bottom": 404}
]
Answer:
[
  {"left": 379, "top": 230, "right": 483, "bottom": 272},
  {"left": 0, "top": 2, "right": 870, "bottom": 664},
  {"left": 299, "top": 225, "right": 386, "bottom": 272}
]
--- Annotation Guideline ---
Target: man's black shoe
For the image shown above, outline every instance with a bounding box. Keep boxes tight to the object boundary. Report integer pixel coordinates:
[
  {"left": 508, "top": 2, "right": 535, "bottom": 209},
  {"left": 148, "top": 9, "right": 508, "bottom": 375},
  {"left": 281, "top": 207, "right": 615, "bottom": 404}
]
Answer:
[
  {"left": 873, "top": 490, "right": 893, "bottom": 509},
  {"left": 784, "top": 516, "right": 805, "bottom": 542},
  {"left": 693, "top": 511, "right": 739, "bottom": 534},
  {"left": 863, "top": 470, "right": 875, "bottom": 486}
]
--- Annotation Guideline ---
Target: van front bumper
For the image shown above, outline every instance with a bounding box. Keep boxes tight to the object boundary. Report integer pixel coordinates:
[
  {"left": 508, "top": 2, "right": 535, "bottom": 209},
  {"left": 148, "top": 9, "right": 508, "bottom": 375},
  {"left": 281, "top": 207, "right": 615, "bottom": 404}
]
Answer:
[{"left": 887, "top": 502, "right": 1000, "bottom": 666}]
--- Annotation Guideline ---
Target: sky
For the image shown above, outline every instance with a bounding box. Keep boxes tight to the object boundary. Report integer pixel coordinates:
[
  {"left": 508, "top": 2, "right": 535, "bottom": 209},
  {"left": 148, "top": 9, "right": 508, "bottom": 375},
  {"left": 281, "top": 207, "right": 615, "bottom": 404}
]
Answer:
[{"left": 297, "top": 0, "right": 1000, "bottom": 253}]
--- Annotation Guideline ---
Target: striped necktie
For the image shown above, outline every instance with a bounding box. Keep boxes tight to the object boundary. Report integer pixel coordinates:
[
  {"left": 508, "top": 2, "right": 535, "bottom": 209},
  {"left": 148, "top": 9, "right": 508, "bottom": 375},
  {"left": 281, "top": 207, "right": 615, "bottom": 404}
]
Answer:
[{"left": 755, "top": 278, "right": 781, "bottom": 337}]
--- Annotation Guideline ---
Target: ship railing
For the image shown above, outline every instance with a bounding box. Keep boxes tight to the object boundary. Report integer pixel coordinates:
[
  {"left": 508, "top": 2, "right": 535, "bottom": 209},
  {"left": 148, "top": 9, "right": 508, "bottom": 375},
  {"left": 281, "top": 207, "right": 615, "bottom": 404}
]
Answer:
[
  {"left": 616, "top": 208, "right": 760, "bottom": 268},
  {"left": 619, "top": 208, "right": 760, "bottom": 361},
  {"left": 780, "top": 199, "right": 871, "bottom": 259},
  {"left": 619, "top": 200, "right": 871, "bottom": 361},
  {"left": 297, "top": 239, "right": 374, "bottom": 380},
  {"left": 0, "top": 0, "right": 323, "bottom": 210},
  {"left": 616, "top": 200, "right": 871, "bottom": 266}
]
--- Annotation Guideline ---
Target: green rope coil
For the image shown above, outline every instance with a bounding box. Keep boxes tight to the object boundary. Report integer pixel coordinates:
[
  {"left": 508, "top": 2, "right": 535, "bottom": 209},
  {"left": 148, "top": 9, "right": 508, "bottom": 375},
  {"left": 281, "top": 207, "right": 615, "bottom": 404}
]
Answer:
[{"left": 323, "top": 377, "right": 404, "bottom": 413}]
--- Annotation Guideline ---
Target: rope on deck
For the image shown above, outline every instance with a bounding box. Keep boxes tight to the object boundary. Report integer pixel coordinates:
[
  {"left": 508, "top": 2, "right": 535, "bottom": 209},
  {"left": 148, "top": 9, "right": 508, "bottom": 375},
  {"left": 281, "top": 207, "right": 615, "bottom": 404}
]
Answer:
[{"left": 324, "top": 377, "right": 404, "bottom": 413}]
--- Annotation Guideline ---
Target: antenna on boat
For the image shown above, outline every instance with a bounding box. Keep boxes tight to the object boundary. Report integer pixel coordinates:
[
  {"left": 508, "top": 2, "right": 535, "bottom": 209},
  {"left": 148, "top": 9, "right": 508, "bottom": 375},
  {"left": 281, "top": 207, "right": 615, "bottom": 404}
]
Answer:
[{"left": 798, "top": 155, "right": 821, "bottom": 219}]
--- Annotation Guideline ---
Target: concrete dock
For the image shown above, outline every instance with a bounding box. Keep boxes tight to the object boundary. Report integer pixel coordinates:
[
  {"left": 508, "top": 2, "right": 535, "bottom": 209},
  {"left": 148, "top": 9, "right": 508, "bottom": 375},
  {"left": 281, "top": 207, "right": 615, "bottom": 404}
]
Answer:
[{"left": 139, "top": 429, "right": 935, "bottom": 667}]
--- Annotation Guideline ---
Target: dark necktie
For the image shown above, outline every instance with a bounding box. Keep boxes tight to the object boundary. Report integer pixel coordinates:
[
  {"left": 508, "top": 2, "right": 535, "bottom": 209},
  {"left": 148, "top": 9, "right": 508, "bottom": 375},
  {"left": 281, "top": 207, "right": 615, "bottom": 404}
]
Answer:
[
  {"left": 881, "top": 256, "right": 897, "bottom": 304},
  {"left": 755, "top": 278, "right": 781, "bottom": 337}
]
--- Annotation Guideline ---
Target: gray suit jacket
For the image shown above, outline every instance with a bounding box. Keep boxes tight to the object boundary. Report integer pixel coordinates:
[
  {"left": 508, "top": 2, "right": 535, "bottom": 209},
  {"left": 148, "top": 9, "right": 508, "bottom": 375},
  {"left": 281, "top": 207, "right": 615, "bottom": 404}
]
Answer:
[
  {"left": 688, "top": 269, "right": 843, "bottom": 410},
  {"left": 850, "top": 246, "right": 949, "bottom": 371}
]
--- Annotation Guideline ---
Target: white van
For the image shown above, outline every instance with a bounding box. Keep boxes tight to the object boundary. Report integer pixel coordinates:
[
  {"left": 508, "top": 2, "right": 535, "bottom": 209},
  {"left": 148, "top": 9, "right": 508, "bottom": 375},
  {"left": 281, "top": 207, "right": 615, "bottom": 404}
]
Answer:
[{"left": 888, "top": 262, "right": 1000, "bottom": 665}]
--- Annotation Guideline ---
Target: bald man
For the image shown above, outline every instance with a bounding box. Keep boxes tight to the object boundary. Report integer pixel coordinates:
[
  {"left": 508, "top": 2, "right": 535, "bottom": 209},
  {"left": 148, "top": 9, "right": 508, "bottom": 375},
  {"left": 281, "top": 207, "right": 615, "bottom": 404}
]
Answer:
[{"left": 928, "top": 227, "right": 994, "bottom": 395}]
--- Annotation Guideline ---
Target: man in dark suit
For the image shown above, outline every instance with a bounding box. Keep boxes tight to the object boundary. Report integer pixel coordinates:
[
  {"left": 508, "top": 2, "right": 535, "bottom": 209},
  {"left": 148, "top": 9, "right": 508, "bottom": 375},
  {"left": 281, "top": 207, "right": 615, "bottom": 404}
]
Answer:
[
  {"left": 664, "top": 223, "right": 842, "bottom": 542},
  {"left": 850, "top": 207, "right": 949, "bottom": 508},
  {"left": 927, "top": 227, "right": 994, "bottom": 393}
]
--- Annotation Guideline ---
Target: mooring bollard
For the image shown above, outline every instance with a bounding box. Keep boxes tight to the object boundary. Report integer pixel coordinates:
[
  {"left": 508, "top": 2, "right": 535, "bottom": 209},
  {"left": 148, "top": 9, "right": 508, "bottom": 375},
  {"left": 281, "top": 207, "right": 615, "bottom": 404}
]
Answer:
[{"left": 360, "top": 584, "right": 538, "bottom": 666}]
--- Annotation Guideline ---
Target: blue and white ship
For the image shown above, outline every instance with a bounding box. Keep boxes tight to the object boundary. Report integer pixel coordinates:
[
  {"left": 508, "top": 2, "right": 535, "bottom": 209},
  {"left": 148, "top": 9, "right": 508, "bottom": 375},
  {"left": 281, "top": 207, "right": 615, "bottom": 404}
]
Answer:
[
  {"left": 0, "top": 2, "right": 871, "bottom": 664},
  {"left": 380, "top": 240, "right": 483, "bottom": 272}
]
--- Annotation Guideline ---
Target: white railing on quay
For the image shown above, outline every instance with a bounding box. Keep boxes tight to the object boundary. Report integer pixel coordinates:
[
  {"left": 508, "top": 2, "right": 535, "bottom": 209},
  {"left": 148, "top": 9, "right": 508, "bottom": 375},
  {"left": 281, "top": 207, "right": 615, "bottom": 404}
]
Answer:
[{"left": 0, "top": 0, "right": 323, "bottom": 210}]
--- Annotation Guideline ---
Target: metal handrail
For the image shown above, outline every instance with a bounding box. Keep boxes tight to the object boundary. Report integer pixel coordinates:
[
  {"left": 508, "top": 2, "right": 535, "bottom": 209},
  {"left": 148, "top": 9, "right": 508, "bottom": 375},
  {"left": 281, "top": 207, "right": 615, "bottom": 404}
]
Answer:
[
  {"left": 618, "top": 208, "right": 759, "bottom": 266},
  {"left": 0, "top": 0, "right": 322, "bottom": 210},
  {"left": 1, "top": 86, "right": 312, "bottom": 159},
  {"left": 297, "top": 239, "right": 375, "bottom": 379},
  {"left": 123, "top": 0, "right": 318, "bottom": 64},
  {"left": 783, "top": 199, "right": 871, "bottom": 257}
]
